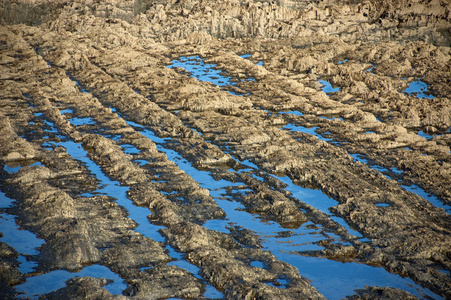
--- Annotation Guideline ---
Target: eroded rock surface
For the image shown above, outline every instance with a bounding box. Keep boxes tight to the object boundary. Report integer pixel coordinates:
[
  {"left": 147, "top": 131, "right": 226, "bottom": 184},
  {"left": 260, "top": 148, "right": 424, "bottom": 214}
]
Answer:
[{"left": 1, "top": 0, "right": 450, "bottom": 299}]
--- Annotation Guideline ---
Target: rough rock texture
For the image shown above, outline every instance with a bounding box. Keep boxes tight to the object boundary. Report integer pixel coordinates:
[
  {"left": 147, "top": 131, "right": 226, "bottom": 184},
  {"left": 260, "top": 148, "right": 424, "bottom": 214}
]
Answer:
[
  {"left": 345, "top": 286, "right": 420, "bottom": 300},
  {"left": 44, "top": 276, "right": 127, "bottom": 300},
  {"left": 1, "top": 0, "right": 450, "bottom": 299},
  {"left": 0, "top": 242, "right": 24, "bottom": 297}
]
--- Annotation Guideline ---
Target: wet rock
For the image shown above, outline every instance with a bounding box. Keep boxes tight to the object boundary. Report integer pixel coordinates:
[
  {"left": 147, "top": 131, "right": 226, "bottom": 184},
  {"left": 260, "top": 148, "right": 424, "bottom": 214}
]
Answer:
[
  {"left": 0, "top": 242, "right": 24, "bottom": 295},
  {"left": 82, "top": 134, "right": 149, "bottom": 185},
  {"left": 162, "top": 221, "right": 326, "bottom": 299},
  {"left": 124, "top": 264, "right": 204, "bottom": 299},
  {"left": 100, "top": 235, "right": 170, "bottom": 276},
  {"left": 44, "top": 276, "right": 126, "bottom": 300},
  {"left": 166, "top": 138, "right": 233, "bottom": 167},
  {"left": 1, "top": 0, "right": 451, "bottom": 298},
  {"left": 228, "top": 225, "right": 262, "bottom": 249},
  {"left": 238, "top": 172, "right": 308, "bottom": 227},
  {"left": 346, "top": 286, "right": 418, "bottom": 300},
  {"left": 0, "top": 116, "right": 38, "bottom": 161}
]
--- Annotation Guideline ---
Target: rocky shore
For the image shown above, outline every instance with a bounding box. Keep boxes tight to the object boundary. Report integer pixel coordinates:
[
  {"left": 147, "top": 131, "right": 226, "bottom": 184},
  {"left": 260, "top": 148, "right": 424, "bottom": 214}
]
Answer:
[{"left": 1, "top": 0, "right": 450, "bottom": 299}]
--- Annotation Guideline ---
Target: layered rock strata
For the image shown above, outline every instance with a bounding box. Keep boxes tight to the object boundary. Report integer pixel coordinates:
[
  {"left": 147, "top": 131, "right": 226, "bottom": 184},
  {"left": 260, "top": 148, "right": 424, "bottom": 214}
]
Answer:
[{"left": 1, "top": 0, "right": 450, "bottom": 299}]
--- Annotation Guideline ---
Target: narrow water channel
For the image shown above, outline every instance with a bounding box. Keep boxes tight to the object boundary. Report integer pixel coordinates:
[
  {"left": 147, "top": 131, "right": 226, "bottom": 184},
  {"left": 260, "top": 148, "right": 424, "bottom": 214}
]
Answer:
[
  {"left": 129, "top": 118, "right": 438, "bottom": 299},
  {"left": 166, "top": 55, "right": 450, "bottom": 214},
  {"left": 61, "top": 109, "right": 225, "bottom": 299},
  {"left": 1, "top": 109, "right": 223, "bottom": 298},
  {"left": 349, "top": 153, "right": 451, "bottom": 214},
  {"left": 0, "top": 184, "right": 127, "bottom": 297},
  {"left": 0, "top": 190, "right": 43, "bottom": 274},
  {"left": 235, "top": 56, "right": 449, "bottom": 215},
  {"left": 161, "top": 55, "right": 443, "bottom": 299},
  {"left": 1, "top": 54, "right": 444, "bottom": 299}
]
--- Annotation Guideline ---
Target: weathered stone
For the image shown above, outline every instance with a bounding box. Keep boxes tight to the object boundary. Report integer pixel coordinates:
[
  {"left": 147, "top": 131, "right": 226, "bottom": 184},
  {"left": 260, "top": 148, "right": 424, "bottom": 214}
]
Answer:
[{"left": 1, "top": 0, "right": 450, "bottom": 298}]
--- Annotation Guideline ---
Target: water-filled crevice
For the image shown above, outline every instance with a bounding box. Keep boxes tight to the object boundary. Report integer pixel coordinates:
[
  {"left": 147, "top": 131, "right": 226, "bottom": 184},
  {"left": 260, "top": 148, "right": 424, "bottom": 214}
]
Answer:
[
  {"left": 22, "top": 49, "right": 444, "bottom": 299},
  {"left": 318, "top": 79, "right": 340, "bottom": 94},
  {"left": 14, "top": 264, "right": 127, "bottom": 298},
  {"left": 402, "top": 79, "right": 435, "bottom": 99},
  {"left": 350, "top": 153, "right": 451, "bottom": 214},
  {"left": 105, "top": 64, "right": 444, "bottom": 299},
  {"left": 0, "top": 191, "right": 43, "bottom": 275},
  {"left": 107, "top": 110, "right": 437, "bottom": 298}
]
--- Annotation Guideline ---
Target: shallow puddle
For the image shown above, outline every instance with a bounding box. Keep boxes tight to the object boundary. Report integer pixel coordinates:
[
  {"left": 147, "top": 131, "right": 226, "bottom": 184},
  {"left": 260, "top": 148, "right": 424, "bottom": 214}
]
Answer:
[
  {"left": 167, "top": 56, "right": 233, "bottom": 87},
  {"left": 4, "top": 164, "right": 22, "bottom": 173},
  {"left": 205, "top": 181, "right": 438, "bottom": 299},
  {"left": 279, "top": 110, "right": 304, "bottom": 117},
  {"left": 320, "top": 115, "right": 343, "bottom": 121},
  {"left": 265, "top": 277, "right": 289, "bottom": 288},
  {"left": 67, "top": 116, "right": 96, "bottom": 126},
  {"left": 273, "top": 252, "right": 438, "bottom": 300},
  {"left": 272, "top": 174, "right": 362, "bottom": 237},
  {"left": 417, "top": 130, "right": 434, "bottom": 140},
  {"left": 0, "top": 191, "right": 43, "bottom": 274},
  {"left": 318, "top": 79, "right": 340, "bottom": 93},
  {"left": 350, "top": 154, "right": 390, "bottom": 175},
  {"left": 375, "top": 203, "right": 391, "bottom": 207},
  {"left": 120, "top": 144, "right": 141, "bottom": 155},
  {"left": 74, "top": 81, "right": 89, "bottom": 93},
  {"left": 166, "top": 244, "right": 223, "bottom": 299},
  {"left": 277, "top": 111, "right": 343, "bottom": 143},
  {"left": 15, "top": 264, "right": 126, "bottom": 298},
  {"left": 402, "top": 80, "right": 435, "bottom": 99},
  {"left": 416, "top": 129, "right": 449, "bottom": 141},
  {"left": 16, "top": 255, "right": 38, "bottom": 274},
  {"left": 167, "top": 55, "right": 256, "bottom": 96}
]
